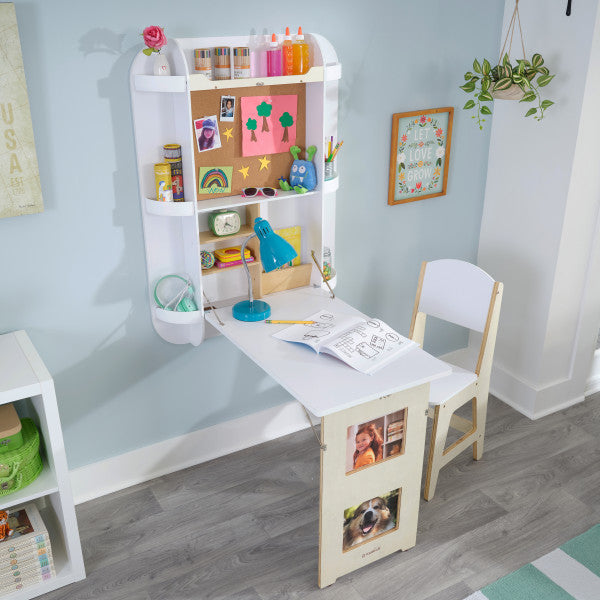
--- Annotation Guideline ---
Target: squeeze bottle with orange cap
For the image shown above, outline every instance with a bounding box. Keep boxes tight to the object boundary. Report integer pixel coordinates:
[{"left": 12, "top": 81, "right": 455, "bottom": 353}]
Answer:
[
  {"left": 292, "top": 26, "right": 310, "bottom": 75},
  {"left": 267, "top": 33, "right": 282, "bottom": 77},
  {"left": 282, "top": 27, "right": 294, "bottom": 75}
]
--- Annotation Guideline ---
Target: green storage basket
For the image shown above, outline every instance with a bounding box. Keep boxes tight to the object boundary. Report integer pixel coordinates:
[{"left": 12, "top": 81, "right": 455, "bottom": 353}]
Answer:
[{"left": 0, "top": 419, "right": 43, "bottom": 496}]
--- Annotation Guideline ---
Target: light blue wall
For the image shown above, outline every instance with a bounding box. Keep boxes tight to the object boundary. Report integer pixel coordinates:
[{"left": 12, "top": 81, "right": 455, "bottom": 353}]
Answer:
[{"left": 0, "top": 0, "right": 504, "bottom": 469}]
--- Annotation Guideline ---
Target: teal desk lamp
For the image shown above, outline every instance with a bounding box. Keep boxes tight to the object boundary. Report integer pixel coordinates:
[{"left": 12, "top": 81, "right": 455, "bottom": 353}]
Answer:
[{"left": 233, "top": 217, "right": 298, "bottom": 321}]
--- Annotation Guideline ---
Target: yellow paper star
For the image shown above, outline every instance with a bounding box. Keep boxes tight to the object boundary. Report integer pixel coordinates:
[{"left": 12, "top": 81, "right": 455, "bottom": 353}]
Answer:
[
  {"left": 223, "top": 127, "right": 233, "bottom": 141},
  {"left": 258, "top": 155, "right": 271, "bottom": 171},
  {"left": 238, "top": 166, "right": 250, "bottom": 180}
]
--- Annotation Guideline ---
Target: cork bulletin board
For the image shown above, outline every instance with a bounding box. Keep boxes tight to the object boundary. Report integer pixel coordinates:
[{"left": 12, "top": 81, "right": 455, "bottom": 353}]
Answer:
[{"left": 190, "top": 84, "right": 306, "bottom": 201}]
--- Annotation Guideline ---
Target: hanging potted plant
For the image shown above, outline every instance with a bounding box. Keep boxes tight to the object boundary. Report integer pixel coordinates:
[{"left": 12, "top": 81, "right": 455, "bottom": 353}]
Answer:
[{"left": 459, "top": 0, "right": 555, "bottom": 128}]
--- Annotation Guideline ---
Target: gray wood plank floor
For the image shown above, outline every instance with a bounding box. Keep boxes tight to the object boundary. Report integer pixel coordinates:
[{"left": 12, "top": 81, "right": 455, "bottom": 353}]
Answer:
[{"left": 42, "top": 393, "right": 600, "bottom": 600}]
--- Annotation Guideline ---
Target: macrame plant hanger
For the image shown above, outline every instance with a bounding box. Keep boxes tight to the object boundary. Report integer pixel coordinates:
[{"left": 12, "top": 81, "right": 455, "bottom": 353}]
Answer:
[{"left": 493, "top": 0, "right": 527, "bottom": 100}]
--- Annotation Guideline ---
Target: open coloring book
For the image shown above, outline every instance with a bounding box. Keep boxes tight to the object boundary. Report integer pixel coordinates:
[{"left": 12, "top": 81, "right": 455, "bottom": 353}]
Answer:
[{"left": 273, "top": 309, "right": 417, "bottom": 374}]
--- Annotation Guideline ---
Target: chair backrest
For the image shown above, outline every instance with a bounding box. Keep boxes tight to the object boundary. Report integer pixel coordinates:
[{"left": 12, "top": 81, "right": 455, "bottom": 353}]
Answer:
[
  {"left": 410, "top": 259, "right": 503, "bottom": 377},
  {"left": 416, "top": 259, "right": 495, "bottom": 332}
]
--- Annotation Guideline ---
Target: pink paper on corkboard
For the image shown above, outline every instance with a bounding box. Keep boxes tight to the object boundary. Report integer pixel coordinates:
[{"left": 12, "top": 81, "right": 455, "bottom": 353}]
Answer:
[{"left": 241, "top": 95, "right": 297, "bottom": 157}]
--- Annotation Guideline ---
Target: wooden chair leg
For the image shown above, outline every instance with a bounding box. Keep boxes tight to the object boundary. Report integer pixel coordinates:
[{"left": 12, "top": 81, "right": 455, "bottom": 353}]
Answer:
[
  {"left": 472, "top": 392, "right": 488, "bottom": 460},
  {"left": 424, "top": 404, "right": 452, "bottom": 501}
]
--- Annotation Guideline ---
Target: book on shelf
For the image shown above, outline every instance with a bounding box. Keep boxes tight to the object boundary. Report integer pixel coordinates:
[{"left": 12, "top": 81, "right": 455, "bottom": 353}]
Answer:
[
  {"left": 274, "top": 226, "right": 301, "bottom": 268},
  {"left": 386, "top": 420, "right": 404, "bottom": 442},
  {"left": 0, "top": 502, "right": 55, "bottom": 591},
  {"left": 273, "top": 309, "right": 417, "bottom": 375},
  {"left": 0, "top": 557, "right": 54, "bottom": 586}
]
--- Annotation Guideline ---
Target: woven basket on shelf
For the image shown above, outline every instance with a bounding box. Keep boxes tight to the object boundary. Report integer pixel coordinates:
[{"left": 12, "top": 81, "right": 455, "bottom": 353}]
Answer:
[{"left": 0, "top": 419, "right": 43, "bottom": 496}]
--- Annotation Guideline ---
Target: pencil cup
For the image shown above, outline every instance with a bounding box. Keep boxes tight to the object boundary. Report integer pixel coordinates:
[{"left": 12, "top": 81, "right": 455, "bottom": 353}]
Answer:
[{"left": 324, "top": 160, "right": 336, "bottom": 181}]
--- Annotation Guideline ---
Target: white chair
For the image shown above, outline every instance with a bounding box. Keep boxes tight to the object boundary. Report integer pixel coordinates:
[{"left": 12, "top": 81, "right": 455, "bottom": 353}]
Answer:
[{"left": 409, "top": 259, "right": 503, "bottom": 501}]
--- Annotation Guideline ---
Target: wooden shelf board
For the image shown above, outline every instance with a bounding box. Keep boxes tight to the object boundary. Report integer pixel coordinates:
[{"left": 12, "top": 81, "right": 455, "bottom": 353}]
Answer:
[{"left": 199, "top": 224, "right": 254, "bottom": 245}]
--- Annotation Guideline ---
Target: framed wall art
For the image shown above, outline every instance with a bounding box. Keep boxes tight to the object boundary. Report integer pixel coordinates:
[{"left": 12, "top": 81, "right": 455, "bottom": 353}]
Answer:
[{"left": 388, "top": 107, "right": 453, "bottom": 206}]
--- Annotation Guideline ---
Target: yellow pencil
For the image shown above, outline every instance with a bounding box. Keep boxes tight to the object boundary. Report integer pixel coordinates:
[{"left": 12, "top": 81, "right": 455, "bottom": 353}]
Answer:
[{"left": 265, "top": 320, "right": 316, "bottom": 324}]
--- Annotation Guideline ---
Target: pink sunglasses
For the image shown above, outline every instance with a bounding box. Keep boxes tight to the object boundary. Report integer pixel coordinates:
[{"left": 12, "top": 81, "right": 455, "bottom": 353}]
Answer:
[{"left": 241, "top": 187, "right": 278, "bottom": 198}]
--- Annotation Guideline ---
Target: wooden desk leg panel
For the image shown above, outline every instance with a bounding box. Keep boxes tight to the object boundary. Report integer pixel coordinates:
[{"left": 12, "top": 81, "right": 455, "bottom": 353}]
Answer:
[{"left": 318, "top": 384, "right": 429, "bottom": 587}]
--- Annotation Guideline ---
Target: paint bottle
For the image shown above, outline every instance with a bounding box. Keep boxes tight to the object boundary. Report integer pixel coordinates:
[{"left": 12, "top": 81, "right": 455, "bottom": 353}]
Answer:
[
  {"left": 249, "top": 33, "right": 268, "bottom": 78},
  {"left": 267, "top": 34, "right": 282, "bottom": 77},
  {"left": 282, "top": 27, "right": 294, "bottom": 76},
  {"left": 292, "top": 27, "right": 310, "bottom": 75}
]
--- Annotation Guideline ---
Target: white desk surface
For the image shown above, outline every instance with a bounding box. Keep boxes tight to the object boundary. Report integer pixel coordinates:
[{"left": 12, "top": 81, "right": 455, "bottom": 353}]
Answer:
[{"left": 205, "top": 287, "right": 451, "bottom": 417}]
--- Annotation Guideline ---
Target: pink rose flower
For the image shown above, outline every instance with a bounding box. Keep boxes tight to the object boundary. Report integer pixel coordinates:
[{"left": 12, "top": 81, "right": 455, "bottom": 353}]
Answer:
[{"left": 143, "top": 26, "right": 167, "bottom": 52}]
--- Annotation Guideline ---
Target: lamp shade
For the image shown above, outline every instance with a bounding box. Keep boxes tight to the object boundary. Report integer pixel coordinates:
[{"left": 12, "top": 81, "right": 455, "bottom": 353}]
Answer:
[{"left": 254, "top": 218, "right": 297, "bottom": 273}]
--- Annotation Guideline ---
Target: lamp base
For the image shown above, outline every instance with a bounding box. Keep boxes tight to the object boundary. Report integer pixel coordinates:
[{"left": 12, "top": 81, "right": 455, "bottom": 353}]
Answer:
[{"left": 232, "top": 300, "right": 271, "bottom": 322}]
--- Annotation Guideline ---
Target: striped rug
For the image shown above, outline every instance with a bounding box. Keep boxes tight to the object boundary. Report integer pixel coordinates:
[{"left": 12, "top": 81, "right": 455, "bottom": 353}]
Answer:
[{"left": 465, "top": 524, "right": 600, "bottom": 600}]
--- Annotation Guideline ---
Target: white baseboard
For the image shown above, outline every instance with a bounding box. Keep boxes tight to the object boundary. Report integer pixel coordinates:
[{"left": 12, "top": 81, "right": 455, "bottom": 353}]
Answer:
[
  {"left": 586, "top": 349, "right": 600, "bottom": 396},
  {"left": 69, "top": 400, "right": 316, "bottom": 505},
  {"left": 440, "top": 347, "right": 587, "bottom": 419}
]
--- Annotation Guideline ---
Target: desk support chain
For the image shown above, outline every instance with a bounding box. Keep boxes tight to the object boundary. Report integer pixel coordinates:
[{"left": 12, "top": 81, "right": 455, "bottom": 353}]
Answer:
[{"left": 300, "top": 402, "right": 326, "bottom": 451}]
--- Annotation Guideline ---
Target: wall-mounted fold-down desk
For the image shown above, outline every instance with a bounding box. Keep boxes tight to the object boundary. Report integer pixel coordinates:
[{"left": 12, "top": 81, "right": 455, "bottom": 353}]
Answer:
[{"left": 205, "top": 286, "right": 450, "bottom": 587}]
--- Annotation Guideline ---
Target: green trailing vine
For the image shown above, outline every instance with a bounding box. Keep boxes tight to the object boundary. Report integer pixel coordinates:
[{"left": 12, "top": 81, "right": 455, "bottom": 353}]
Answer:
[{"left": 460, "top": 53, "right": 555, "bottom": 129}]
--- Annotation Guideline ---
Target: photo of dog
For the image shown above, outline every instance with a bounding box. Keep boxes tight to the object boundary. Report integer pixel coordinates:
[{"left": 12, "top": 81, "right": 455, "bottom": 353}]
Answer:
[{"left": 343, "top": 494, "right": 398, "bottom": 551}]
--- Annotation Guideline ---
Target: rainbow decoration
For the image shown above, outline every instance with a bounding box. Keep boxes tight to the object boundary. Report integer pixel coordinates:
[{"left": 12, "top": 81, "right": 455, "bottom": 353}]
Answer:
[{"left": 198, "top": 166, "right": 233, "bottom": 195}]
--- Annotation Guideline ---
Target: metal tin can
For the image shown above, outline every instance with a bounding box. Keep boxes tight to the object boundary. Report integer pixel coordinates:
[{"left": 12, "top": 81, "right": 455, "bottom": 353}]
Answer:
[
  {"left": 233, "top": 47, "right": 250, "bottom": 79},
  {"left": 165, "top": 158, "right": 184, "bottom": 201},
  {"left": 213, "top": 47, "right": 231, "bottom": 80},
  {"left": 194, "top": 48, "right": 213, "bottom": 80},
  {"left": 163, "top": 145, "right": 184, "bottom": 201},
  {"left": 163, "top": 143, "right": 182, "bottom": 159},
  {"left": 154, "top": 163, "right": 173, "bottom": 202}
]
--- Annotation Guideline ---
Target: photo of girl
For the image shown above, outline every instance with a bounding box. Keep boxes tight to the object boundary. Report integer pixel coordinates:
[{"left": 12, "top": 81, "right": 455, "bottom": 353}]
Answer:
[
  {"left": 220, "top": 96, "right": 235, "bottom": 122},
  {"left": 353, "top": 423, "right": 383, "bottom": 469},
  {"left": 345, "top": 408, "right": 407, "bottom": 473},
  {"left": 194, "top": 116, "right": 222, "bottom": 152}
]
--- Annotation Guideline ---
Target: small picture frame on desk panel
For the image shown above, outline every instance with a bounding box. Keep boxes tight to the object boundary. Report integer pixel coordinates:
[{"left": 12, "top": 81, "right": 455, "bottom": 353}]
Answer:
[
  {"left": 346, "top": 409, "right": 406, "bottom": 474},
  {"left": 388, "top": 107, "right": 453, "bottom": 205},
  {"left": 342, "top": 489, "right": 401, "bottom": 552}
]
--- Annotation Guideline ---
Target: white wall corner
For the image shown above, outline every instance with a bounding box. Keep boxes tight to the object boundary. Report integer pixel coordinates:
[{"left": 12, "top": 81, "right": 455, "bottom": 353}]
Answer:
[
  {"left": 69, "top": 400, "right": 316, "bottom": 505},
  {"left": 477, "top": 0, "right": 600, "bottom": 417}
]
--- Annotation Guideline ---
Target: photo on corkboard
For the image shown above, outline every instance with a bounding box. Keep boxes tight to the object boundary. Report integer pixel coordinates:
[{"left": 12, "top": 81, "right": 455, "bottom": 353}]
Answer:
[
  {"left": 342, "top": 489, "right": 401, "bottom": 551},
  {"left": 220, "top": 95, "right": 235, "bottom": 122},
  {"left": 194, "top": 116, "right": 222, "bottom": 153},
  {"left": 346, "top": 409, "right": 406, "bottom": 474}
]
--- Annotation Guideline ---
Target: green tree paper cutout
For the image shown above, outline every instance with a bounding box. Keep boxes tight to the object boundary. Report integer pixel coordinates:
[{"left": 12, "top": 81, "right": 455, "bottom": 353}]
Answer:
[
  {"left": 257, "top": 101, "right": 272, "bottom": 133},
  {"left": 279, "top": 112, "right": 294, "bottom": 143},
  {"left": 246, "top": 118, "right": 258, "bottom": 142}
]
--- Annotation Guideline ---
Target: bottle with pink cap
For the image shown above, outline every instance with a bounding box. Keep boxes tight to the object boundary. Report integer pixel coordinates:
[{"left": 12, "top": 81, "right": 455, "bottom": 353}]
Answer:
[{"left": 267, "top": 33, "right": 282, "bottom": 77}]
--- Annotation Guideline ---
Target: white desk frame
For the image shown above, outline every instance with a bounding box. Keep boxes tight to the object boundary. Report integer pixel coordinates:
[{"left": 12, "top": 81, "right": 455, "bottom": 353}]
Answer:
[{"left": 205, "top": 287, "right": 450, "bottom": 587}]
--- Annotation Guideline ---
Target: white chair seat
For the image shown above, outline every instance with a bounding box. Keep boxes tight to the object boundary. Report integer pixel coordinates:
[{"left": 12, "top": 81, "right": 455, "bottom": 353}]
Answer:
[{"left": 428, "top": 363, "right": 477, "bottom": 406}]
